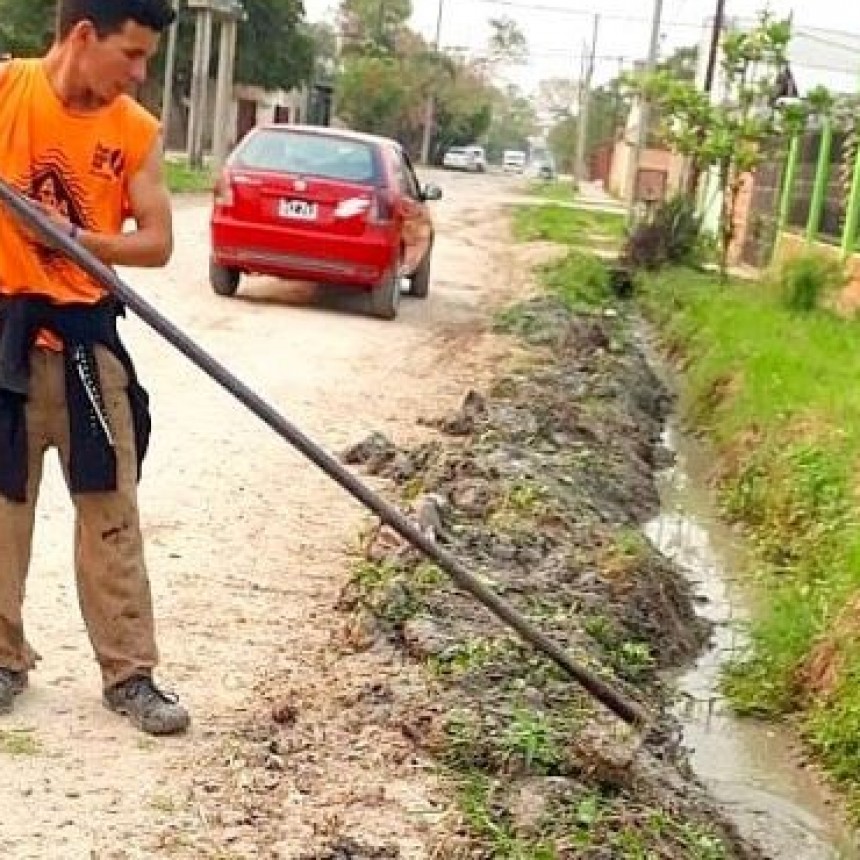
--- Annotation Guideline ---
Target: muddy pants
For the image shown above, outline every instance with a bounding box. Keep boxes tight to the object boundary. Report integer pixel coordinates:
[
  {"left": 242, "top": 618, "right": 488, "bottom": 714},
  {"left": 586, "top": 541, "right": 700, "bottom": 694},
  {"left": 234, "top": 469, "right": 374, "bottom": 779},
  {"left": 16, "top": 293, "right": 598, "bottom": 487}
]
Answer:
[{"left": 0, "top": 346, "right": 158, "bottom": 689}]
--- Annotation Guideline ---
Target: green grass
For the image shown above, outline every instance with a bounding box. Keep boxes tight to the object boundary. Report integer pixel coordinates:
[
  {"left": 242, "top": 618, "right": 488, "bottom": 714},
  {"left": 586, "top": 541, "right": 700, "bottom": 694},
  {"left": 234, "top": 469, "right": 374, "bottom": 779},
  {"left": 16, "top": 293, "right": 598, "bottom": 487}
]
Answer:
[
  {"left": 512, "top": 204, "right": 627, "bottom": 247},
  {"left": 639, "top": 266, "right": 860, "bottom": 810},
  {"left": 539, "top": 249, "right": 613, "bottom": 309},
  {"left": 528, "top": 181, "right": 577, "bottom": 204},
  {"left": 165, "top": 160, "right": 214, "bottom": 194}
]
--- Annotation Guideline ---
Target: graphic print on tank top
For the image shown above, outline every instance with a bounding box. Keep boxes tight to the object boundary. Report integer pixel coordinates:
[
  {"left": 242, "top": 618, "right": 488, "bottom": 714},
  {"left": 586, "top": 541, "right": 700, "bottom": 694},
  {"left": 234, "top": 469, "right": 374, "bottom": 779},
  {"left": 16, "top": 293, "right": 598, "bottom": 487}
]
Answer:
[{"left": 15, "top": 148, "right": 97, "bottom": 274}]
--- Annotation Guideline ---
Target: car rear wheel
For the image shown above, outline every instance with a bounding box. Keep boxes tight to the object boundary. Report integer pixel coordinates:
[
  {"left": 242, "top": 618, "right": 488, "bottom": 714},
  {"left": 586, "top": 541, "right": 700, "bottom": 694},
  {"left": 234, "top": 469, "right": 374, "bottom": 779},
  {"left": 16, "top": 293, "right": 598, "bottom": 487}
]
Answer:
[
  {"left": 210, "top": 259, "right": 241, "bottom": 297},
  {"left": 370, "top": 261, "right": 402, "bottom": 320},
  {"left": 409, "top": 248, "right": 432, "bottom": 299}
]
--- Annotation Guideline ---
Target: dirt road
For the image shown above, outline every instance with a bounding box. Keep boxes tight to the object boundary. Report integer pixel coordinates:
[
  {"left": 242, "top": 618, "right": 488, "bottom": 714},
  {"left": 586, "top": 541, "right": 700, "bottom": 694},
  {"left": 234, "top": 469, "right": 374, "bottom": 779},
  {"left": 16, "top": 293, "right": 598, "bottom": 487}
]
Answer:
[{"left": 0, "top": 170, "right": 534, "bottom": 858}]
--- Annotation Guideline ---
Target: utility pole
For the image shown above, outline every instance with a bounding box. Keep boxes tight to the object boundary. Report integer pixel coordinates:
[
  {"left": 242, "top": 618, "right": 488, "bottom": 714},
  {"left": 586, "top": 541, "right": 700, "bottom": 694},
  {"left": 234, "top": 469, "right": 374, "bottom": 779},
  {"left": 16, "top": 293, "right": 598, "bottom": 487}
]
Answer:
[
  {"left": 160, "top": 0, "right": 180, "bottom": 153},
  {"left": 574, "top": 14, "right": 600, "bottom": 185},
  {"left": 703, "top": 0, "right": 728, "bottom": 95},
  {"left": 626, "top": 0, "right": 664, "bottom": 211},
  {"left": 420, "top": 0, "right": 445, "bottom": 165},
  {"left": 685, "top": 0, "right": 727, "bottom": 196}
]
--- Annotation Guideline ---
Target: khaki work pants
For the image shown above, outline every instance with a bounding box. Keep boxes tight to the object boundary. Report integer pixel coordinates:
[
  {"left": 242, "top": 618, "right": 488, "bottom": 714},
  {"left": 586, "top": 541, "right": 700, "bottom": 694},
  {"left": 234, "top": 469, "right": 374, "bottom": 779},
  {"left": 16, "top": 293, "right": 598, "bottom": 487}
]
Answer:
[{"left": 0, "top": 346, "right": 158, "bottom": 690}]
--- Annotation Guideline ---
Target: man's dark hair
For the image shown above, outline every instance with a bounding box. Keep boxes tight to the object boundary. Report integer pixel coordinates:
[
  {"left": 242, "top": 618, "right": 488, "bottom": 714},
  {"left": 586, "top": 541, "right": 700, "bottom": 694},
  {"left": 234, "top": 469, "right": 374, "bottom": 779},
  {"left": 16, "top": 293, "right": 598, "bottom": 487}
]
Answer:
[{"left": 57, "top": 0, "right": 176, "bottom": 40}]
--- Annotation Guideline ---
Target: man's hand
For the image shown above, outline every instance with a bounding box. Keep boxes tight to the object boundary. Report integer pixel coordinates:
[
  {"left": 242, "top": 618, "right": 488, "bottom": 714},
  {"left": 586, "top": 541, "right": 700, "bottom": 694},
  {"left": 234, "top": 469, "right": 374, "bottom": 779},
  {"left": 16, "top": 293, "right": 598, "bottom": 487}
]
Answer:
[{"left": 23, "top": 200, "right": 78, "bottom": 250}]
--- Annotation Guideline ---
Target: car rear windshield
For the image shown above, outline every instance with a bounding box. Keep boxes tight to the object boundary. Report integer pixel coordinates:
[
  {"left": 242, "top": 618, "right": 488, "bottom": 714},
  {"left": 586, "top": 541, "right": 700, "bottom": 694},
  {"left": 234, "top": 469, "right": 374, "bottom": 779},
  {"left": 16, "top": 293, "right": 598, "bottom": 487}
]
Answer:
[{"left": 235, "top": 130, "right": 379, "bottom": 184}]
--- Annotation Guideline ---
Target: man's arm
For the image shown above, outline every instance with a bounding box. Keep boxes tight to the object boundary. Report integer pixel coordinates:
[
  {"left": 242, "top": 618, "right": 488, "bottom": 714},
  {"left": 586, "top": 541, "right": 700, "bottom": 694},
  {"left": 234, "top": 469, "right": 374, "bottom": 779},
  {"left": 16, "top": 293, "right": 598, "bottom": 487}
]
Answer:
[
  {"left": 79, "top": 136, "right": 174, "bottom": 268},
  {"left": 34, "top": 136, "right": 174, "bottom": 268}
]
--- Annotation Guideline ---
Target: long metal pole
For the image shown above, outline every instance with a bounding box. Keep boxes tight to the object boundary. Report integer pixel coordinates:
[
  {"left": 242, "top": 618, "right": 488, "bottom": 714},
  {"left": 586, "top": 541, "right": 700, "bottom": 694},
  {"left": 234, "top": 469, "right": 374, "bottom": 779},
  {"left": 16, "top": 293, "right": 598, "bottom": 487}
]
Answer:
[
  {"left": 420, "top": 0, "right": 445, "bottom": 165},
  {"left": 574, "top": 14, "right": 600, "bottom": 184},
  {"left": 626, "top": 0, "right": 664, "bottom": 211},
  {"left": 0, "top": 177, "right": 648, "bottom": 729}
]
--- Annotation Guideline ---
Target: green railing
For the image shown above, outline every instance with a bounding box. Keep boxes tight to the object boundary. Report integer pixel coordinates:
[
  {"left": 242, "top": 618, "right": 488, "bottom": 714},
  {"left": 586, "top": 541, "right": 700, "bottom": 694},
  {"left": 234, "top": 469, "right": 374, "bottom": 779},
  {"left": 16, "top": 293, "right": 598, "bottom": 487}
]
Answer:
[{"left": 778, "top": 123, "right": 860, "bottom": 258}]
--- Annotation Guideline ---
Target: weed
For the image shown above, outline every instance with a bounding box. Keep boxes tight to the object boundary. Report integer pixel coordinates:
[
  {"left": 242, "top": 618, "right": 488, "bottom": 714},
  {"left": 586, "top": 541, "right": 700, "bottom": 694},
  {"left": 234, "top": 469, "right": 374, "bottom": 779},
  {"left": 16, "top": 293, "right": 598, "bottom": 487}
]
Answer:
[
  {"left": 0, "top": 728, "right": 40, "bottom": 756},
  {"left": 501, "top": 708, "right": 561, "bottom": 774},
  {"left": 775, "top": 251, "right": 846, "bottom": 313},
  {"left": 540, "top": 251, "right": 612, "bottom": 310}
]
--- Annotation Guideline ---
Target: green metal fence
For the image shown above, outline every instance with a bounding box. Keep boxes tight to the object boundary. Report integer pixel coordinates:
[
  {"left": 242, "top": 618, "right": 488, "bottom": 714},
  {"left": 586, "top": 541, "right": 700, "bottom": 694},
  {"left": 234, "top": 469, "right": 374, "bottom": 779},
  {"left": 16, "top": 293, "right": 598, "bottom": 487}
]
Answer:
[{"left": 777, "top": 120, "right": 860, "bottom": 258}]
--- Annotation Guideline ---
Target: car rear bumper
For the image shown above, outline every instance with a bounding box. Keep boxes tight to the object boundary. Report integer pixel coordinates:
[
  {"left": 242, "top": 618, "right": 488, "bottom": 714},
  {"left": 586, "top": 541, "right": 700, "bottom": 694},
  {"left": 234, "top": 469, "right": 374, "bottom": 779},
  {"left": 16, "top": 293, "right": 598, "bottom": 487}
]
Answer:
[{"left": 212, "top": 216, "right": 397, "bottom": 287}]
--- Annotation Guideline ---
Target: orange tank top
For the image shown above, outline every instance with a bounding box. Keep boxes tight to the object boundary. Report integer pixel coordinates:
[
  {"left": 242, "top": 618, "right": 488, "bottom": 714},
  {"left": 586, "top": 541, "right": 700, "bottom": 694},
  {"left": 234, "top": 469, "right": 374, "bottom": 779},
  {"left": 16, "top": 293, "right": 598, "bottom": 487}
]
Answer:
[{"left": 0, "top": 59, "right": 160, "bottom": 305}]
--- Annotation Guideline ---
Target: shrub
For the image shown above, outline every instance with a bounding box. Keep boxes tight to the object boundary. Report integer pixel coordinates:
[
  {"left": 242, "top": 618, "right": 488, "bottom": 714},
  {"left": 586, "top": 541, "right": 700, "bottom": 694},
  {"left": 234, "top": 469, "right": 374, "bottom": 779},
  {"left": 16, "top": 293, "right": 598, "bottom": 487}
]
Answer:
[
  {"left": 776, "top": 252, "right": 846, "bottom": 313},
  {"left": 622, "top": 195, "right": 706, "bottom": 271}
]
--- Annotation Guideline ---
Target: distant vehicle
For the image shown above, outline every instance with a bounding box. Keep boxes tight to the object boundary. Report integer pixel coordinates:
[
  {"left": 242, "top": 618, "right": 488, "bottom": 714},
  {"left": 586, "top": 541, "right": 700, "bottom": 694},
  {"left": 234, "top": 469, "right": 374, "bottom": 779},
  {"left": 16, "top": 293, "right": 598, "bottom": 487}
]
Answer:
[
  {"left": 503, "top": 149, "right": 527, "bottom": 173},
  {"left": 530, "top": 155, "right": 557, "bottom": 181},
  {"left": 442, "top": 145, "right": 487, "bottom": 172},
  {"left": 210, "top": 124, "right": 443, "bottom": 320}
]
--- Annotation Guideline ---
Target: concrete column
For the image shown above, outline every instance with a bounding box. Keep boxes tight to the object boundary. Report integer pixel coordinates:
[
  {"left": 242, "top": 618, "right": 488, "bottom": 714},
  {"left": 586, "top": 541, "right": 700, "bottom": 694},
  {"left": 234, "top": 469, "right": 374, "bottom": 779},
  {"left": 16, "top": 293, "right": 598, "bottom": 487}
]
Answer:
[
  {"left": 187, "top": 8, "right": 213, "bottom": 168},
  {"left": 213, "top": 20, "right": 237, "bottom": 170}
]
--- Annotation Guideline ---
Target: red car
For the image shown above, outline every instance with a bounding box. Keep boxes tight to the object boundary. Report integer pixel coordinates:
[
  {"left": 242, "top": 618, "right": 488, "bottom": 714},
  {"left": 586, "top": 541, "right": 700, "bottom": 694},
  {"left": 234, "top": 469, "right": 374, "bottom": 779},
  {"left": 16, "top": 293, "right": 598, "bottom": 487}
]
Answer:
[{"left": 209, "top": 124, "right": 443, "bottom": 319}]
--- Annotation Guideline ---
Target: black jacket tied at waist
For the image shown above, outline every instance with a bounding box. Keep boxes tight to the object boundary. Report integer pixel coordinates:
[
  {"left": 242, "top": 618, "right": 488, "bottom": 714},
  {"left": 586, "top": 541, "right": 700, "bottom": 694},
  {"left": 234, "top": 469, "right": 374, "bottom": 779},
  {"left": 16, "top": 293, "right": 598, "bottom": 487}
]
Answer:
[{"left": 0, "top": 295, "right": 151, "bottom": 503}]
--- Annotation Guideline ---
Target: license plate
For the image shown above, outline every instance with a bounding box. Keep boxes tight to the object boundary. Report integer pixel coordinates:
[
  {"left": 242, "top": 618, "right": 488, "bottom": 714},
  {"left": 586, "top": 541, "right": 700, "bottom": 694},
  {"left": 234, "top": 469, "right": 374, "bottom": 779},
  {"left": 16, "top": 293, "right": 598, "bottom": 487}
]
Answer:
[{"left": 279, "top": 199, "right": 318, "bottom": 220}]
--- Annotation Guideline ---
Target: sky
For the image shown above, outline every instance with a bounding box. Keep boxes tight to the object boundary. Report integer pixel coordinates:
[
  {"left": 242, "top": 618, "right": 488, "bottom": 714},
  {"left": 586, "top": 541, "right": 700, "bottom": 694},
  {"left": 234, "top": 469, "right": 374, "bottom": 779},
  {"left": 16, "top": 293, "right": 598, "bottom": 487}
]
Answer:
[{"left": 302, "top": 0, "right": 860, "bottom": 94}]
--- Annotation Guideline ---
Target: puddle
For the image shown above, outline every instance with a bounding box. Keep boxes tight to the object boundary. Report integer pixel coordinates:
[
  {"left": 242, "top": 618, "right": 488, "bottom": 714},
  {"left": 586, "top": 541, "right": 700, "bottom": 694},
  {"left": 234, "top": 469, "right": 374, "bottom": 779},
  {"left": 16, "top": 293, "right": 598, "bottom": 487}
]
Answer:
[{"left": 645, "top": 423, "right": 859, "bottom": 859}]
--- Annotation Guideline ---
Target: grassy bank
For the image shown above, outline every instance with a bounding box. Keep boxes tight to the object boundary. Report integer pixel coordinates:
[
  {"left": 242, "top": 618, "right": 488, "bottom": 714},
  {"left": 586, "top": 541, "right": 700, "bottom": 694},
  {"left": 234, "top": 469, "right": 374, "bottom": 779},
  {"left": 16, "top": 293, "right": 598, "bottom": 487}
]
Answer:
[
  {"left": 528, "top": 181, "right": 578, "bottom": 204},
  {"left": 638, "top": 266, "right": 860, "bottom": 813},
  {"left": 512, "top": 204, "right": 626, "bottom": 248},
  {"left": 165, "top": 160, "right": 213, "bottom": 194}
]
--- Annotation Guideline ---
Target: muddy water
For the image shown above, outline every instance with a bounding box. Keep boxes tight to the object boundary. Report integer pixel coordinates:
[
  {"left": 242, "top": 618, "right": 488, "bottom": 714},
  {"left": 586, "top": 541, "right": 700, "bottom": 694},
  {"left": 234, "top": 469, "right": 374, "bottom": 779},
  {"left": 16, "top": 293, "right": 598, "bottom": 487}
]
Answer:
[{"left": 645, "top": 423, "right": 859, "bottom": 859}]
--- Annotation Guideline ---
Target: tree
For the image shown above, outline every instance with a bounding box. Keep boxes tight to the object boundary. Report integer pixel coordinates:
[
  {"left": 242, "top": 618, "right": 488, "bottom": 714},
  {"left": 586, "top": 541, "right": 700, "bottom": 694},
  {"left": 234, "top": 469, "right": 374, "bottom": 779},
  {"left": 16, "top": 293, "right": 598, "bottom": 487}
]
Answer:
[
  {"left": 338, "top": 0, "right": 412, "bottom": 55},
  {"left": 236, "top": 0, "right": 314, "bottom": 91},
  {"left": 487, "top": 17, "right": 528, "bottom": 67},
  {"left": 635, "top": 13, "right": 806, "bottom": 277},
  {"left": 0, "top": 0, "right": 53, "bottom": 55},
  {"left": 482, "top": 85, "right": 538, "bottom": 162}
]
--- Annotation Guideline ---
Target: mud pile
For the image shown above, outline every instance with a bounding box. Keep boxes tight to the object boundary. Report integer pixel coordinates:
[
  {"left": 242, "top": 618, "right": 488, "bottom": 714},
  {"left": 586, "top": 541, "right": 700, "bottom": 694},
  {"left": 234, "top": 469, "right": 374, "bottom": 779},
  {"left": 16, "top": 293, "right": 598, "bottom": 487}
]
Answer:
[{"left": 339, "top": 296, "right": 763, "bottom": 858}]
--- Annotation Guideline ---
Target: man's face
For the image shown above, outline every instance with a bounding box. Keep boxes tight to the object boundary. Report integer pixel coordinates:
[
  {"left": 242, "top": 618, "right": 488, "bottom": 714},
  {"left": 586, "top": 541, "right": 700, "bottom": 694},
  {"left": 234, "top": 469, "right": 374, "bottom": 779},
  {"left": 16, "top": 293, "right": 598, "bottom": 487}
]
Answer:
[{"left": 75, "top": 20, "right": 160, "bottom": 104}]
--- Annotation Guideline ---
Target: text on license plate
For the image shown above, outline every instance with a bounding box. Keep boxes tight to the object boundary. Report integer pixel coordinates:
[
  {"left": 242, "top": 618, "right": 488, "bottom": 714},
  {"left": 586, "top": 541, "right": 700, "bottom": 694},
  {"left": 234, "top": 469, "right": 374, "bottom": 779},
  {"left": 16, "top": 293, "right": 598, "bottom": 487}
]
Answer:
[{"left": 279, "top": 199, "right": 318, "bottom": 220}]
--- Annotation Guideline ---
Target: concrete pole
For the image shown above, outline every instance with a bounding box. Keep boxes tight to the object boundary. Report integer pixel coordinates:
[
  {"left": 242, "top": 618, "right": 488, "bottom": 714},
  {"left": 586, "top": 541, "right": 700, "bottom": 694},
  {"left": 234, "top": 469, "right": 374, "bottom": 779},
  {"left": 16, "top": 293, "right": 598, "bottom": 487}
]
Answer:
[
  {"left": 420, "top": 0, "right": 445, "bottom": 165},
  {"left": 626, "top": 0, "right": 664, "bottom": 211},
  {"left": 574, "top": 14, "right": 600, "bottom": 185},
  {"left": 160, "top": 0, "right": 180, "bottom": 151},
  {"left": 213, "top": 19, "right": 237, "bottom": 170},
  {"left": 188, "top": 7, "right": 213, "bottom": 168}
]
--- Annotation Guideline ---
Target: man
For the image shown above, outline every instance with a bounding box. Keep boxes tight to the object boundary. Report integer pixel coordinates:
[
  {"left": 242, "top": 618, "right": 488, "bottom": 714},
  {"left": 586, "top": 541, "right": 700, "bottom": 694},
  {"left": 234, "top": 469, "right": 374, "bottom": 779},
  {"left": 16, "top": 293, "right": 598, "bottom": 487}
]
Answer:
[{"left": 0, "top": 0, "right": 189, "bottom": 735}]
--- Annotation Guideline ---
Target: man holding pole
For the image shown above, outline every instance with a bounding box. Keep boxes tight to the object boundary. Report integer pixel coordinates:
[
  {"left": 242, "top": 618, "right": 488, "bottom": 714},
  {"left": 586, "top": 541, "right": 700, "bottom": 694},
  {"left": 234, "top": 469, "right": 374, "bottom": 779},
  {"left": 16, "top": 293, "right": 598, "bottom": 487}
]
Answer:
[{"left": 0, "top": 0, "right": 189, "bottom": 735}]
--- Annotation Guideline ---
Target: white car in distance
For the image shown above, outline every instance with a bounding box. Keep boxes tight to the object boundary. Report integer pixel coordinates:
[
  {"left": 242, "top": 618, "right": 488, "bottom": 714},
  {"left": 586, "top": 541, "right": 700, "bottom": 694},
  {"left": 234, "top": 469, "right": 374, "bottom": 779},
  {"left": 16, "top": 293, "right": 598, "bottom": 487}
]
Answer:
[{"left": 443, "top": 145, "right": 487, "bottom": 172}]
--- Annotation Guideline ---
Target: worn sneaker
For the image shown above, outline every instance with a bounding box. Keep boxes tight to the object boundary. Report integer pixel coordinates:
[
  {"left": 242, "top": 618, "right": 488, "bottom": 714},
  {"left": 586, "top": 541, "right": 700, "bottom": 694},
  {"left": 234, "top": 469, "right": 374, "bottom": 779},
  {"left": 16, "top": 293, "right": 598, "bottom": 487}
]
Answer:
[
  {"left": 104, "top": 675, "right": 190, "bottom": 736},
  {"left": 0, "top": 668, "right": 27, "bottom": 715}
]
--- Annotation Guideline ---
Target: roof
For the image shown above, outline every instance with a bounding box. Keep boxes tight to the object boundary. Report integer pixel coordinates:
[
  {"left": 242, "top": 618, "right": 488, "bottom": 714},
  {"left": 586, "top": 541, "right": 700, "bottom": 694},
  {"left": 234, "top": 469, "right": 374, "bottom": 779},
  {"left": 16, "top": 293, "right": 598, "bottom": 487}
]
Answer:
[{"left": 788, "top": 27, "right": 860, "bottom": 96}]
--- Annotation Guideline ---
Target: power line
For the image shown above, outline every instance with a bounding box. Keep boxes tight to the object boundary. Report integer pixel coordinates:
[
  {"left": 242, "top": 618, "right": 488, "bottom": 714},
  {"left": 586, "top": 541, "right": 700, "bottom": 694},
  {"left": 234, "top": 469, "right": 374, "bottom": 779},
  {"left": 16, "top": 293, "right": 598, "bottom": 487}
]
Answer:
[{"left": 463, "top": 0, "right": 707, "bottom": 30}]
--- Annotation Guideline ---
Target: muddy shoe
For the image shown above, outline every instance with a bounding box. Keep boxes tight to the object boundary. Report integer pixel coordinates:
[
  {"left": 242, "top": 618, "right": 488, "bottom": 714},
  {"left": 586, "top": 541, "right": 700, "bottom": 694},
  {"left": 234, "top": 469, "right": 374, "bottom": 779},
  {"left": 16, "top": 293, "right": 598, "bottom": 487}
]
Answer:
[
  {"left": 0, "top": 668, "right": 27, "bottom": 715},
  {"left": 104, "top": 675, "right": 190, "bottom": 736}
]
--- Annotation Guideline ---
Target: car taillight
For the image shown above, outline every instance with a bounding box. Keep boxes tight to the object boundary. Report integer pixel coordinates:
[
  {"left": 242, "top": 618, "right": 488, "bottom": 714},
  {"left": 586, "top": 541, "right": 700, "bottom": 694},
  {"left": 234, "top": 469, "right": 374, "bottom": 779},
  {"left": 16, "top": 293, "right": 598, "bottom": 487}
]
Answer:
[
  {"left": 214, "top": 172, "right": 234, "bottom": 208},
  {"left": 370, "top": 191, "right": 395, "bottom": 224},
  {"left": 334, "top": 197, "right": 372, "bottom": 219}
]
